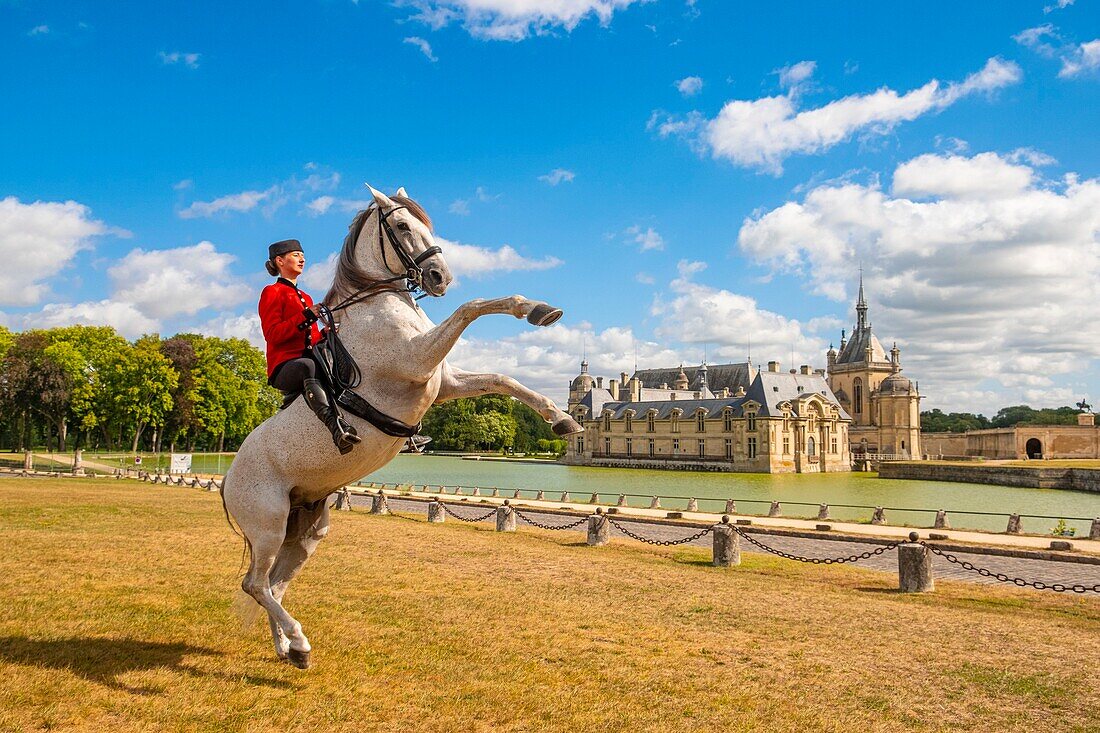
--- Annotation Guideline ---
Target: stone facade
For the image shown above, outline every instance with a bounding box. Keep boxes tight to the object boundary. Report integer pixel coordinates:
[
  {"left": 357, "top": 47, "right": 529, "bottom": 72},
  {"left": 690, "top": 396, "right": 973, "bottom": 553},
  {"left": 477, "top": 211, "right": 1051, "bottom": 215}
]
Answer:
[
  {"left": 565, "top": 361, "right": 852, "bottom": 474},
  {"left": 826, "top": 275, "right": 922, "bottom": 458},
  {"left": 923, "top": 413, "right": 1100, "bottom": 459}
]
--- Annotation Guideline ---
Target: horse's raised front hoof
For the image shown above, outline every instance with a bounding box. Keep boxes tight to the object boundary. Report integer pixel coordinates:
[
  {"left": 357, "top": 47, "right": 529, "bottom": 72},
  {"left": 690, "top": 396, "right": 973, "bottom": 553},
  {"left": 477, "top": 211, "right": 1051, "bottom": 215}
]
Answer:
[
  {"left": 552, "top": 417, "right": 584, "bottom": 437},
  {"left": 527, "top": 303, "right": 563, "bottom": 327},
  {"left": 287, "top": 648, "right": 311, "bottom": 669}
]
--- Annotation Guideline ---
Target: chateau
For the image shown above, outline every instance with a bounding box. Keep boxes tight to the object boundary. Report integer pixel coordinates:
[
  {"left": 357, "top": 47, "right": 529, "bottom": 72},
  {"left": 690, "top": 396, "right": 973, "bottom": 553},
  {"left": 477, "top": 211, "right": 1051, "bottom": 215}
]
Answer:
[{"left": 564, "top": 276, "right": 922, "bottom": 473}]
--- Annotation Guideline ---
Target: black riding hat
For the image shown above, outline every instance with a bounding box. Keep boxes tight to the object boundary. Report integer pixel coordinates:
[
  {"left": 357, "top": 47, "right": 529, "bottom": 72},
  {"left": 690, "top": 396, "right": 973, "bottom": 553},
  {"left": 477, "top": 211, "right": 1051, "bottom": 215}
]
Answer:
[{"left": 268, "top": 239, "right": 303, "bottom": 259}]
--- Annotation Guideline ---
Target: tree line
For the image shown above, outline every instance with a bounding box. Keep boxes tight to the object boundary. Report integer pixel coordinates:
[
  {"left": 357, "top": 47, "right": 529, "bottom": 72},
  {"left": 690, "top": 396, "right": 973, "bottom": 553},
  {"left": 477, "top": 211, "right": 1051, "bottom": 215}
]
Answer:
[
  {"left": 921, "top": 405, "right": 1087, "bottom": 433},
  {"left": 0, "top": 325, "right": 567, "bottom": 456}
]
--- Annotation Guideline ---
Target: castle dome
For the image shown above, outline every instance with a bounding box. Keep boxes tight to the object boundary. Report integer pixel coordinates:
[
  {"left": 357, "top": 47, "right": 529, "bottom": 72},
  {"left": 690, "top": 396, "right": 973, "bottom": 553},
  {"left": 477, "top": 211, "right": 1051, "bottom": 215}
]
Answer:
[{"left": 878, "top": 371, "right": 913, "bottom": 394}]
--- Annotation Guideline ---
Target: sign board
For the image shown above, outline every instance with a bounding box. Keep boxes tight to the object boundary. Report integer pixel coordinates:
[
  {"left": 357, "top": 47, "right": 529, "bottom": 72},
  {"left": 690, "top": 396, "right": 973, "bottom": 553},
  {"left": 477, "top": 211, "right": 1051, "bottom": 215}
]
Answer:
[
  {"left": 134, "top": 456, "right": 142, "bottom": 465},
  {"left": 170, "top": 453, "right": 193, "bottom": 474}
]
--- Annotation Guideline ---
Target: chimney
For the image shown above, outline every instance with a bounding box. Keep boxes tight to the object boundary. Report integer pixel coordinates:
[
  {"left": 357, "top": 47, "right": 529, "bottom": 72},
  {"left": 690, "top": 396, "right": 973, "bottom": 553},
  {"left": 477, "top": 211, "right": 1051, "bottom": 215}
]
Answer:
[
  {"left": 800, "top": 365, "right": 811, "bottom": 375},
  {"left": 608, "top": 379, "right": 619, "bottom": 400},
  {"left": 620, "top": 371, "right": 629, "bottom": 386},
  {"left": 721, "top": 387, "right": 730, "bottom": 398},
  {"left": 735, "top": 385, "right": 746, "bottom": 397},
  {"left": 768, "top": 361, "right": 780, "bottom": 372},
  {"left": 630, "top": 377, "right": 642, "bottom": 401},
  {"left": 596, "top": 376, "right": 603, "bottom": 389},
  {"left": 814, "top": 368, "right": 826, "bottom": 376}
]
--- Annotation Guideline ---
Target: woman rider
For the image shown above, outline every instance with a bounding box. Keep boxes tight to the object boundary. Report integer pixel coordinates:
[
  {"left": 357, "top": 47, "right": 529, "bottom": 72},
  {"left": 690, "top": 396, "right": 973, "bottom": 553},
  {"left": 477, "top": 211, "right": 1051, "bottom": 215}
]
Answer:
[{"left": 259, "top": 239, "right": 361, "bottom": 454}]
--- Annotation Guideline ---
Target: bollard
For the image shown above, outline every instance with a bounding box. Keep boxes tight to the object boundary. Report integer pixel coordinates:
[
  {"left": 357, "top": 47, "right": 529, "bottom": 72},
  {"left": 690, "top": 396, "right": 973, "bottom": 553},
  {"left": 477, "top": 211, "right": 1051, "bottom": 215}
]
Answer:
[
  {"left": 587, "top": 508, "right": 610, "bottom": 546},
  {"left": 1090, "top": 518, "right": 1100, "bottom": 541},
  {"left": 898, "top": 533, "right": 934, "bottom": 592},
  {"left": 472, "top": 487, "right": 481, "bottom": 497},
  {"left": 649, "top": 496, "right": 661, "bottom": 509},
  {"left": 334, "top": 488, "right": 352, "bottom": 511},
  {"left": 492, "top": 488, "right": 500, "bottom": 498},
  {"left": 712, "top": 516, "right": 741, "bottom": 567},
  {"left": 871, "top": 507, "right": 887, "bottom": 525},
  {"left": 1006, "top": 514, "right": 1022, "bottom": 534},
  {"left": 686, "top": 498, "right": 699, "bottom": 512},
  {"left": 495, "top": 502, "right": 516, "bottom": 532},
  {"left": 73, "top": 449, "right": 84, "bottom": 476},
  {"left": 768, "top": 501, "right": 781, "bottom": 517},
  {"left": 725, "top": 499, "right": 737, "bottom": 515},
  {"left": 513, "top": 489, "right": 521, "bottom": 499},
  {"left": 617, "top": 494, "right": 627, "bottom": 507},
  {"left": 536, "top": 490, "right": 545, "bottom": 501},
  {"left": 934, "top": 510, "right": 950, "bottom": 530},
  {"left": 817, "top": 504, "right": 830, "bottom": 520},
  {"left": 370, "top": 491, "right": 390, "bottom": 515},
  {"left": 589, "top": 493, "right": 599, "bottom": 504},
  {"left": 561, "top": 492, "right": 571, "bottom": 503},
  {"left": 454, "top": 486, "right": 464, "bottom": 495},
  {"left": 23, "top": 451, "right": 33, "bottom": 470},
  {"left": 427, "top": 500, "right": 445, "bottom": 523}
]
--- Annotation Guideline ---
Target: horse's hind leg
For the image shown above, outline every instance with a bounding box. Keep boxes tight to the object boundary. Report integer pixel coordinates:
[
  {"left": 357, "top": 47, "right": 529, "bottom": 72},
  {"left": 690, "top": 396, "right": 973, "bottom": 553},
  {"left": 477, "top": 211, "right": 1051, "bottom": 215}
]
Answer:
[
  {"left": 238, "top": 499, "right": 314, "bottom": 668},
  {"left": 266, "top": 501, "right": 331, "bottom": 665}
]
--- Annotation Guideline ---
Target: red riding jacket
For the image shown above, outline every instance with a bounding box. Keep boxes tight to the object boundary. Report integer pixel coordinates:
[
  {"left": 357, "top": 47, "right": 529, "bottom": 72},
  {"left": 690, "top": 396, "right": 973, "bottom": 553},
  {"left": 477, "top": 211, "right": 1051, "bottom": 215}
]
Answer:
[{"left": 258, "top": 278, "right": 322, "bottom": 379}]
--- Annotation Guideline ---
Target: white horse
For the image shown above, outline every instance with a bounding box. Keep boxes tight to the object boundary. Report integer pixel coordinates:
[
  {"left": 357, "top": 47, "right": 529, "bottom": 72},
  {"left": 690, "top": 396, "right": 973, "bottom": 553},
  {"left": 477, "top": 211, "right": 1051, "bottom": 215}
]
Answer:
[{"left": 222, "top": 185, "right": 582, "bottom": 668}]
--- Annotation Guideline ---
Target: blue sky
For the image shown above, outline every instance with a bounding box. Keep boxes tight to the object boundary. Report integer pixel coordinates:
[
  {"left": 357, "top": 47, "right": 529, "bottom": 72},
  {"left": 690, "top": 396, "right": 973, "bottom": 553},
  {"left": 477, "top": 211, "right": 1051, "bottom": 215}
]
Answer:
[{"left": 2, "top": 0, "right": 1099, "bottom": 412}]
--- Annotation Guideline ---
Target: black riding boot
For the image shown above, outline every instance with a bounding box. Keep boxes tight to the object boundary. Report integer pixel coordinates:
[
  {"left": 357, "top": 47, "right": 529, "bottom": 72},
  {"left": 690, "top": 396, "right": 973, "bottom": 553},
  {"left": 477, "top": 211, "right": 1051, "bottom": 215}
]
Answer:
[{"left": 302, "top": 378, "right": 361, "bottom": 455}]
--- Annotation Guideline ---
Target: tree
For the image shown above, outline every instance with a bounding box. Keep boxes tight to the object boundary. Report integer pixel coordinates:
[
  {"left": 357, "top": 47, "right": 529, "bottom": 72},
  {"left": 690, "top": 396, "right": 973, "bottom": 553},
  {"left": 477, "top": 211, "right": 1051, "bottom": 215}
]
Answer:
[
  {"left": 920, "top": 408, "right": 990, "bottom": 433},
  {"left": 161, "top": 336, "right": 201, "bottom": 451},
  {"left": 102, "top": 335, "right": 177, "bottom": 453},
  {"left": 45, "top": 325, "right": 127, "bottom": 449},
  {"left": 0, "top": 332, "right": 72, "bottom": 450}
]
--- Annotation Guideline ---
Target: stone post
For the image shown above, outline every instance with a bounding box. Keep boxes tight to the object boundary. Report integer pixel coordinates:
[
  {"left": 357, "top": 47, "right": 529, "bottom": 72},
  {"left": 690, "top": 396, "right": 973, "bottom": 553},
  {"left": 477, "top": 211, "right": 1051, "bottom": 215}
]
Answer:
[
  {"left": 617, "top": 494, "right": 627, "bottom": 507},
  {"left": 454, "top": 486, "right": 464, "bottom": 495},
  {"left": 495, "top": 502, "right": 516, "bottom": 532},
  {"left": 491, "top": 488, "right": 500, "bottom": 498},
  {"left": 817, "top": 504, "right": 830, "bottom": 520},
  {"left": 73, "top": 449, "right": 84, "bottom": 476},
  {"left": 686, "top": 498, "right": 699, "bottom": 512},
  {"left": 768, "top": 501, "right": 782, "bottom": 517},
  {"left": 871, "top": 507, "right": 887, "bottom": 525},
  {"left": 536, "top": 490, "right": 545, "bottom": 501},
  {"left": 561, "top": 492, "right": 571, "bottom": 503},
  {"left": 472, "top": 487, "right": 481, "bottom": 497},
  {"left": 370, "top": 491, "right": 390, "bottom": 515},
  {"left": 725, "top": 499, "right": 737, "bottom": 514},
  {"left": 427, "top": 500, "right": 445, "bottom": 523},
  {"left": 712, "top": 516, "right": 741, "bottom": 567},
  {"left": 934, "top": 510, "right": 950, "bottom": 530},
  {"left": 1006, "top": 514, "right": 1022, "bottom": 534},
  {"left": 589, "top": 493, "right": 599, "bottom": 504},
  {"left": 1090, "top": 518, "right": 1100, "bottom": 541},
  {"left": 512, "top": 489, "right": 521, "bottom": 499},
  {"left": 23, "top": 451, "right": 33, "bottom": 470},
  {"left": 649, "top": 496, "right": 661, "bottom": 509},
  {"left": 587, "top": 509, "right": 610, "bottom": 546},
  {"left": 898, "top": 534, "right": 934, "bottom": 593}
]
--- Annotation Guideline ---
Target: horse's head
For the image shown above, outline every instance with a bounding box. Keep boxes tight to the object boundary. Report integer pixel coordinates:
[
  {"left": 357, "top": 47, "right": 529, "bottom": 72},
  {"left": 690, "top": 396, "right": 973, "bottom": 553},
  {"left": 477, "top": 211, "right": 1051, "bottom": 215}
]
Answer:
[{"left": 366, "top": 185, "right": 451, "bottom": 297}]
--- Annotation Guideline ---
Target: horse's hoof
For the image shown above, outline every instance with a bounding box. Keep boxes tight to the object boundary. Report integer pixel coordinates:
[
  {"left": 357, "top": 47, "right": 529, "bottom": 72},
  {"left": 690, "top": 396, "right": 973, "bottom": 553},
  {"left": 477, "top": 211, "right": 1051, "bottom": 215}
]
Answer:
[
  {"left": 553, "top": 417, "right": 584, "bottom": 437},
  {"left": 287, "top": 648, "right": 311, "bottom": 669},
  {"left": 527, "top": 303, "right": 563, "bottom": 327}
]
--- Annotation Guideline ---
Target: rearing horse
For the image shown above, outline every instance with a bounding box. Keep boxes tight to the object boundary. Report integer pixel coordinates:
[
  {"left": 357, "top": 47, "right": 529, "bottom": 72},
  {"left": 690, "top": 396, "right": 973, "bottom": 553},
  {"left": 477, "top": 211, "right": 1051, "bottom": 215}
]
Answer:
[{"left": 222, "top": 185, "right": 583, "bottom": 669}]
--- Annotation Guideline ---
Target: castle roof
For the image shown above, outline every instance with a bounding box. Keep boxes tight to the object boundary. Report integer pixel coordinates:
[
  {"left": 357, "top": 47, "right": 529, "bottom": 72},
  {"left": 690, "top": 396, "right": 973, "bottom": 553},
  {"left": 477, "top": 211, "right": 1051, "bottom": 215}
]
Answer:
[
  {"left": 744, "top": 371, "right": 851, "bottom": 420},
  {"left": 835, "top": 327, "right": 888, "bottom": 365},
  {"left": 631, "top": 362, "right": 754, "bottom": 394}
]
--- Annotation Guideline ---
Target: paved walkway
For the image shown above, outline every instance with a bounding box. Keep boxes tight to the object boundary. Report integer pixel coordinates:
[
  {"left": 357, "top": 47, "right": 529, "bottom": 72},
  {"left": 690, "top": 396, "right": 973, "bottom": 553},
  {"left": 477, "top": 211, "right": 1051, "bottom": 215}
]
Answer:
[{"left": 365, "top": 496, "right": 1100, "bottom": 595}]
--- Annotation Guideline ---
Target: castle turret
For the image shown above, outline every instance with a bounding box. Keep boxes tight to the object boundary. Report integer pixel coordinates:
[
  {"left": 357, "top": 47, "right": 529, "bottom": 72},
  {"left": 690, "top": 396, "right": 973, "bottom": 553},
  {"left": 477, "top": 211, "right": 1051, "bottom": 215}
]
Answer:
[{"left": 568, "top": 358, "right": 596, "bottom": 407}]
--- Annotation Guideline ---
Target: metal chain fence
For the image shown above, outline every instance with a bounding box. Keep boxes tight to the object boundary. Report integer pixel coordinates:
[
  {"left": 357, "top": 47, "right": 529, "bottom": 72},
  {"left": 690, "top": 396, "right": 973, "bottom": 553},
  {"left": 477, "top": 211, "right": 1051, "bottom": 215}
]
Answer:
[
  {"left": 924, "top": 543, "right": 1100, "bottom": 594},
  {"left": 513, "top": 508, "right": 589, "bottom": 531},
  {"left": 732, "top": 525, "right": 901, "bottom": 565},
  {"left": 440, "top": 503, "right": 498, "bottom": 523},
  {"left": 606, "top": 517, "right": 715, "bottom": 546}
]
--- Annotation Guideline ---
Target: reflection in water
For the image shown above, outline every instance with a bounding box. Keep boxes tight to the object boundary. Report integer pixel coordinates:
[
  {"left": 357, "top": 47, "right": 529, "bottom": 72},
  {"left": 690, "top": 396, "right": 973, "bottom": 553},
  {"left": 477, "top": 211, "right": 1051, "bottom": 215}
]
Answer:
[{"left": 365, "top": 455, "right": 1100, "bottom": 535}]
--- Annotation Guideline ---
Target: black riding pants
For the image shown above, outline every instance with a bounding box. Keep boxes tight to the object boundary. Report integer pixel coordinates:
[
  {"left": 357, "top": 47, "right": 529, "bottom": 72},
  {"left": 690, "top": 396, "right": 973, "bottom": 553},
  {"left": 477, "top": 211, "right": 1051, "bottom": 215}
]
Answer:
[{"left": 270, "top": 357, "right": 317, "bottom": 393}]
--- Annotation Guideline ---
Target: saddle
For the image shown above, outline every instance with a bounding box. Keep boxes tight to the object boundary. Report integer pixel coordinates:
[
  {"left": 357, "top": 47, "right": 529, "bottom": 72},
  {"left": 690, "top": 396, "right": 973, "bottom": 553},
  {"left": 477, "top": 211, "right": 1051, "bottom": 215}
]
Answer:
[{"left": 279, "top": 335, "right": 422, "bottom": 439}]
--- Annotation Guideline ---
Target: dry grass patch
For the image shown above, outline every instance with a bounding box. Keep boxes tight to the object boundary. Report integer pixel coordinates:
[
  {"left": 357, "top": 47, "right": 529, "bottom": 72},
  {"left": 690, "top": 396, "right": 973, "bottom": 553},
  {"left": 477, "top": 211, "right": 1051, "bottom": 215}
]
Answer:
[{"left": 0, "top": 477, "right": 1097, "bottom": 733}]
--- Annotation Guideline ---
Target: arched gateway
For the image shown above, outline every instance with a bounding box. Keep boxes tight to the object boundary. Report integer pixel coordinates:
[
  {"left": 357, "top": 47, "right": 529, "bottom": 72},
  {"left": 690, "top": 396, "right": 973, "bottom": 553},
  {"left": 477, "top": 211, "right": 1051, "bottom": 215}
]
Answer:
[{"left": 1025, "top": 438, "right": 1042, "bottom": 459}]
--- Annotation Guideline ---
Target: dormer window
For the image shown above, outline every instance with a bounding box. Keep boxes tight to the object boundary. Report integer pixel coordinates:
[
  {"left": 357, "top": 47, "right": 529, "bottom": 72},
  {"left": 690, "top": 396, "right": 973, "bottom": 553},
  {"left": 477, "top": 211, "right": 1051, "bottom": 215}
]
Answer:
[
  {"left": 747, "top": 412, "right": 757, "bottom": 432},
  {"left": 625, "top": 412, "right": 633, "bottom": 433},
  {"left": 723, "top": 408, "right": 733, "bottom": 432},
  {"left": 603, "top": 413, "right": 611, "bottom": 431},
  {"left": 696, "top": 410, "right": 706, "bottom": 433},
  {"left": 647, "top": 411, "right": 656, "bottom": 433}
]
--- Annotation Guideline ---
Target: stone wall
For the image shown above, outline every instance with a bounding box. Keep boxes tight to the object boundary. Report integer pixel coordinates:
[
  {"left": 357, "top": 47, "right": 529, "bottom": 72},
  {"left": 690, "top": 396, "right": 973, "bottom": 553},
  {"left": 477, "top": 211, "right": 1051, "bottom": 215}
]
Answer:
[
  {"left": 879, "top": 462, "right": 1100, "bottom": 492},
  {"left": 921, "top": 432, "right": 969, "bottom": 458}
]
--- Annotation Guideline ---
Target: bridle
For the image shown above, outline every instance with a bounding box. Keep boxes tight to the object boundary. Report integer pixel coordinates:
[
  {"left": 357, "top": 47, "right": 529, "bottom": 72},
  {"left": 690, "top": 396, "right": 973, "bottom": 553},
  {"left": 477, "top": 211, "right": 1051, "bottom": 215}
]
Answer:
[{"left": 329, "top": 203, "right": 443, "bottom": 313}]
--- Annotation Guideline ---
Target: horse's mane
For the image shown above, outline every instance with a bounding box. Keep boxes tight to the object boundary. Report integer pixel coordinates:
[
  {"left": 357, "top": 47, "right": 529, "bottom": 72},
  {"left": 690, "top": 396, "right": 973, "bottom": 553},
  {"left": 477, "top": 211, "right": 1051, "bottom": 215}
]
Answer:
[{"left": 323, "top": 195, "right": 433, "bottom": 307}]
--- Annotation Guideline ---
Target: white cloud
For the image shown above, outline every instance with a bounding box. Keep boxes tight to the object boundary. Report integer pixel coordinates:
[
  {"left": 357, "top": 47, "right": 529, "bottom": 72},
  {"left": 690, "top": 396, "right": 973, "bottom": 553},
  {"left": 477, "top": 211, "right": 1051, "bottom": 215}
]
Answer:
[
  {"left": 31, "top": 300, "right": 159, "bottom": 339},
  {"left": 108, "top": 241, "right": 250, "bottom": 319},
  {"left": 653, "top": 57, "right": 1022, "bottom": 174},
  {"left": 635, "top": 272, "right": 655, "bottom": 285},
  {"left": 194, "top": 313, "right": 265, "bottom": 348},
  {"left": 437, "top": 236, "right": 563, "bottom": 278},
  {"left": 675, "top": 76, "right": 703, "bottom": 97},
  {"left": 178, "top": 187, "right": 278, "bottom": 219},
  {"left": 28, "top": 25, "right": 49, "bottom": 36},
  {"left": 449, "top": 199, "right": 471, "bottom": 216},
  {"left": 625, "top": 225, "right": 664, "bottom": 251},
  {"left": 404, "top": 36, "right": 438, "bottom": 62},
  {"left": 173, "top": 178, "right": 194, "bottom": 191},
  {"left": 299, "top": 252, "right": 339, "bottom": 294},
  {"left": 475, "top": 186, "right": 500, "bottom": 202},
  {"left": 538, "top": 168, "right": 575, "bottom": 185},
  {"left": 776, "top": 60, "right": 816, "bottom": 93},
  {"left": 0, "top": 197, "right": 111, "bottom": 306},
  {"left": 159, "top": 51, "right": 201, "bottom": 68},
  {"left": 1014, "top": 24, "right": 1059, "bottom": 57},
  {"left": 401, "top": 0, "right": 644, "bottom": 41},
  {"left": 1044, "top": 0, "right": 1074, "bottom": 13},
  {"left": 1060, "top": 39, "right": 1100, "bottom": 77},
  {"left": 307, "top": 196, "right": 335, "bottom": 216},
  {"left": 736, "top": 151, "right": 1100, "bottom": 411}
]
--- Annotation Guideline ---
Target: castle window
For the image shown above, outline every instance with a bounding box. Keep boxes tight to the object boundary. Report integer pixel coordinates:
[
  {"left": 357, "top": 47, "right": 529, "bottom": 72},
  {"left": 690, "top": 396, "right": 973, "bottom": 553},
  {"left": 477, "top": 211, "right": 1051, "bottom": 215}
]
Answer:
[
  {"left": 647, "top": 412, "right": 655, "bottom": 433},
  {"left": 747, "top": 412, "right": 757, "bottom": 432},
  {"left": 603, "top": 413, "right": 611, "bottom": 431},
  {"left": 724, "top": 439, "right": 732, "bottom": 459},
  {"left": 783, "top": 435, "right": 790, "bottom": 454},
  {"left": 626, "top": 438, "right": 633, "bottom": 457},
  {"left": 671, "top": 413, "right": 680, "bottom": 433},
  {"left": 696, "top": 411, "right": 706, "bottom": 433},
  {"left": 831, "top": 436, "right": 838, "bottom": 454},
  {"left": 807, "top": 436, "right": 816, "bottom": 456},
  {"left": 625, "top": 413, "right": 633, "bottom": 433},
  {"left": 648, "top": 439, "right": 655, "bottom": 456},
  {"left": 603, "top": 437, "right": 610, "bottom": 455},
  {"left": 853, "top": 378, "right": 863, "bottom": 414},
  {"left": 673, "top": 438, "right": 680, "bottom": 454},
  {"left": 747, "top": 436, "right": 757, "bottom": 459},
  {"left": 723, "top": 408, "right": 733, "bottom": 432},
  {"left": 698, "top": 439, "right": 705, "bottom": 457},
  {"left": 577, "top": 437, "right": 584, "bottom": 453}
]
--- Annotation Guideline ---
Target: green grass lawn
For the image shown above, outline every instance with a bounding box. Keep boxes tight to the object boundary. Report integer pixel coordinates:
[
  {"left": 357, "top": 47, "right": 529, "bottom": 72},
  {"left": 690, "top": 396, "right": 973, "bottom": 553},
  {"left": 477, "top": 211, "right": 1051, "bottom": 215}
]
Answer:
[{"left": 0, "top": 477, "right": 1098, "bottom": 732}]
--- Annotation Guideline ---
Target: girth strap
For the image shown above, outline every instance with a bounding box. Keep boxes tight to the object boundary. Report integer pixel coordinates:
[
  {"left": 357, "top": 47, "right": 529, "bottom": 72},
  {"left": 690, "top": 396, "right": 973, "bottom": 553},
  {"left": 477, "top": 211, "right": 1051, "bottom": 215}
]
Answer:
[{"left": 336, "top": 390, "right": 421, "bottom": 439}]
